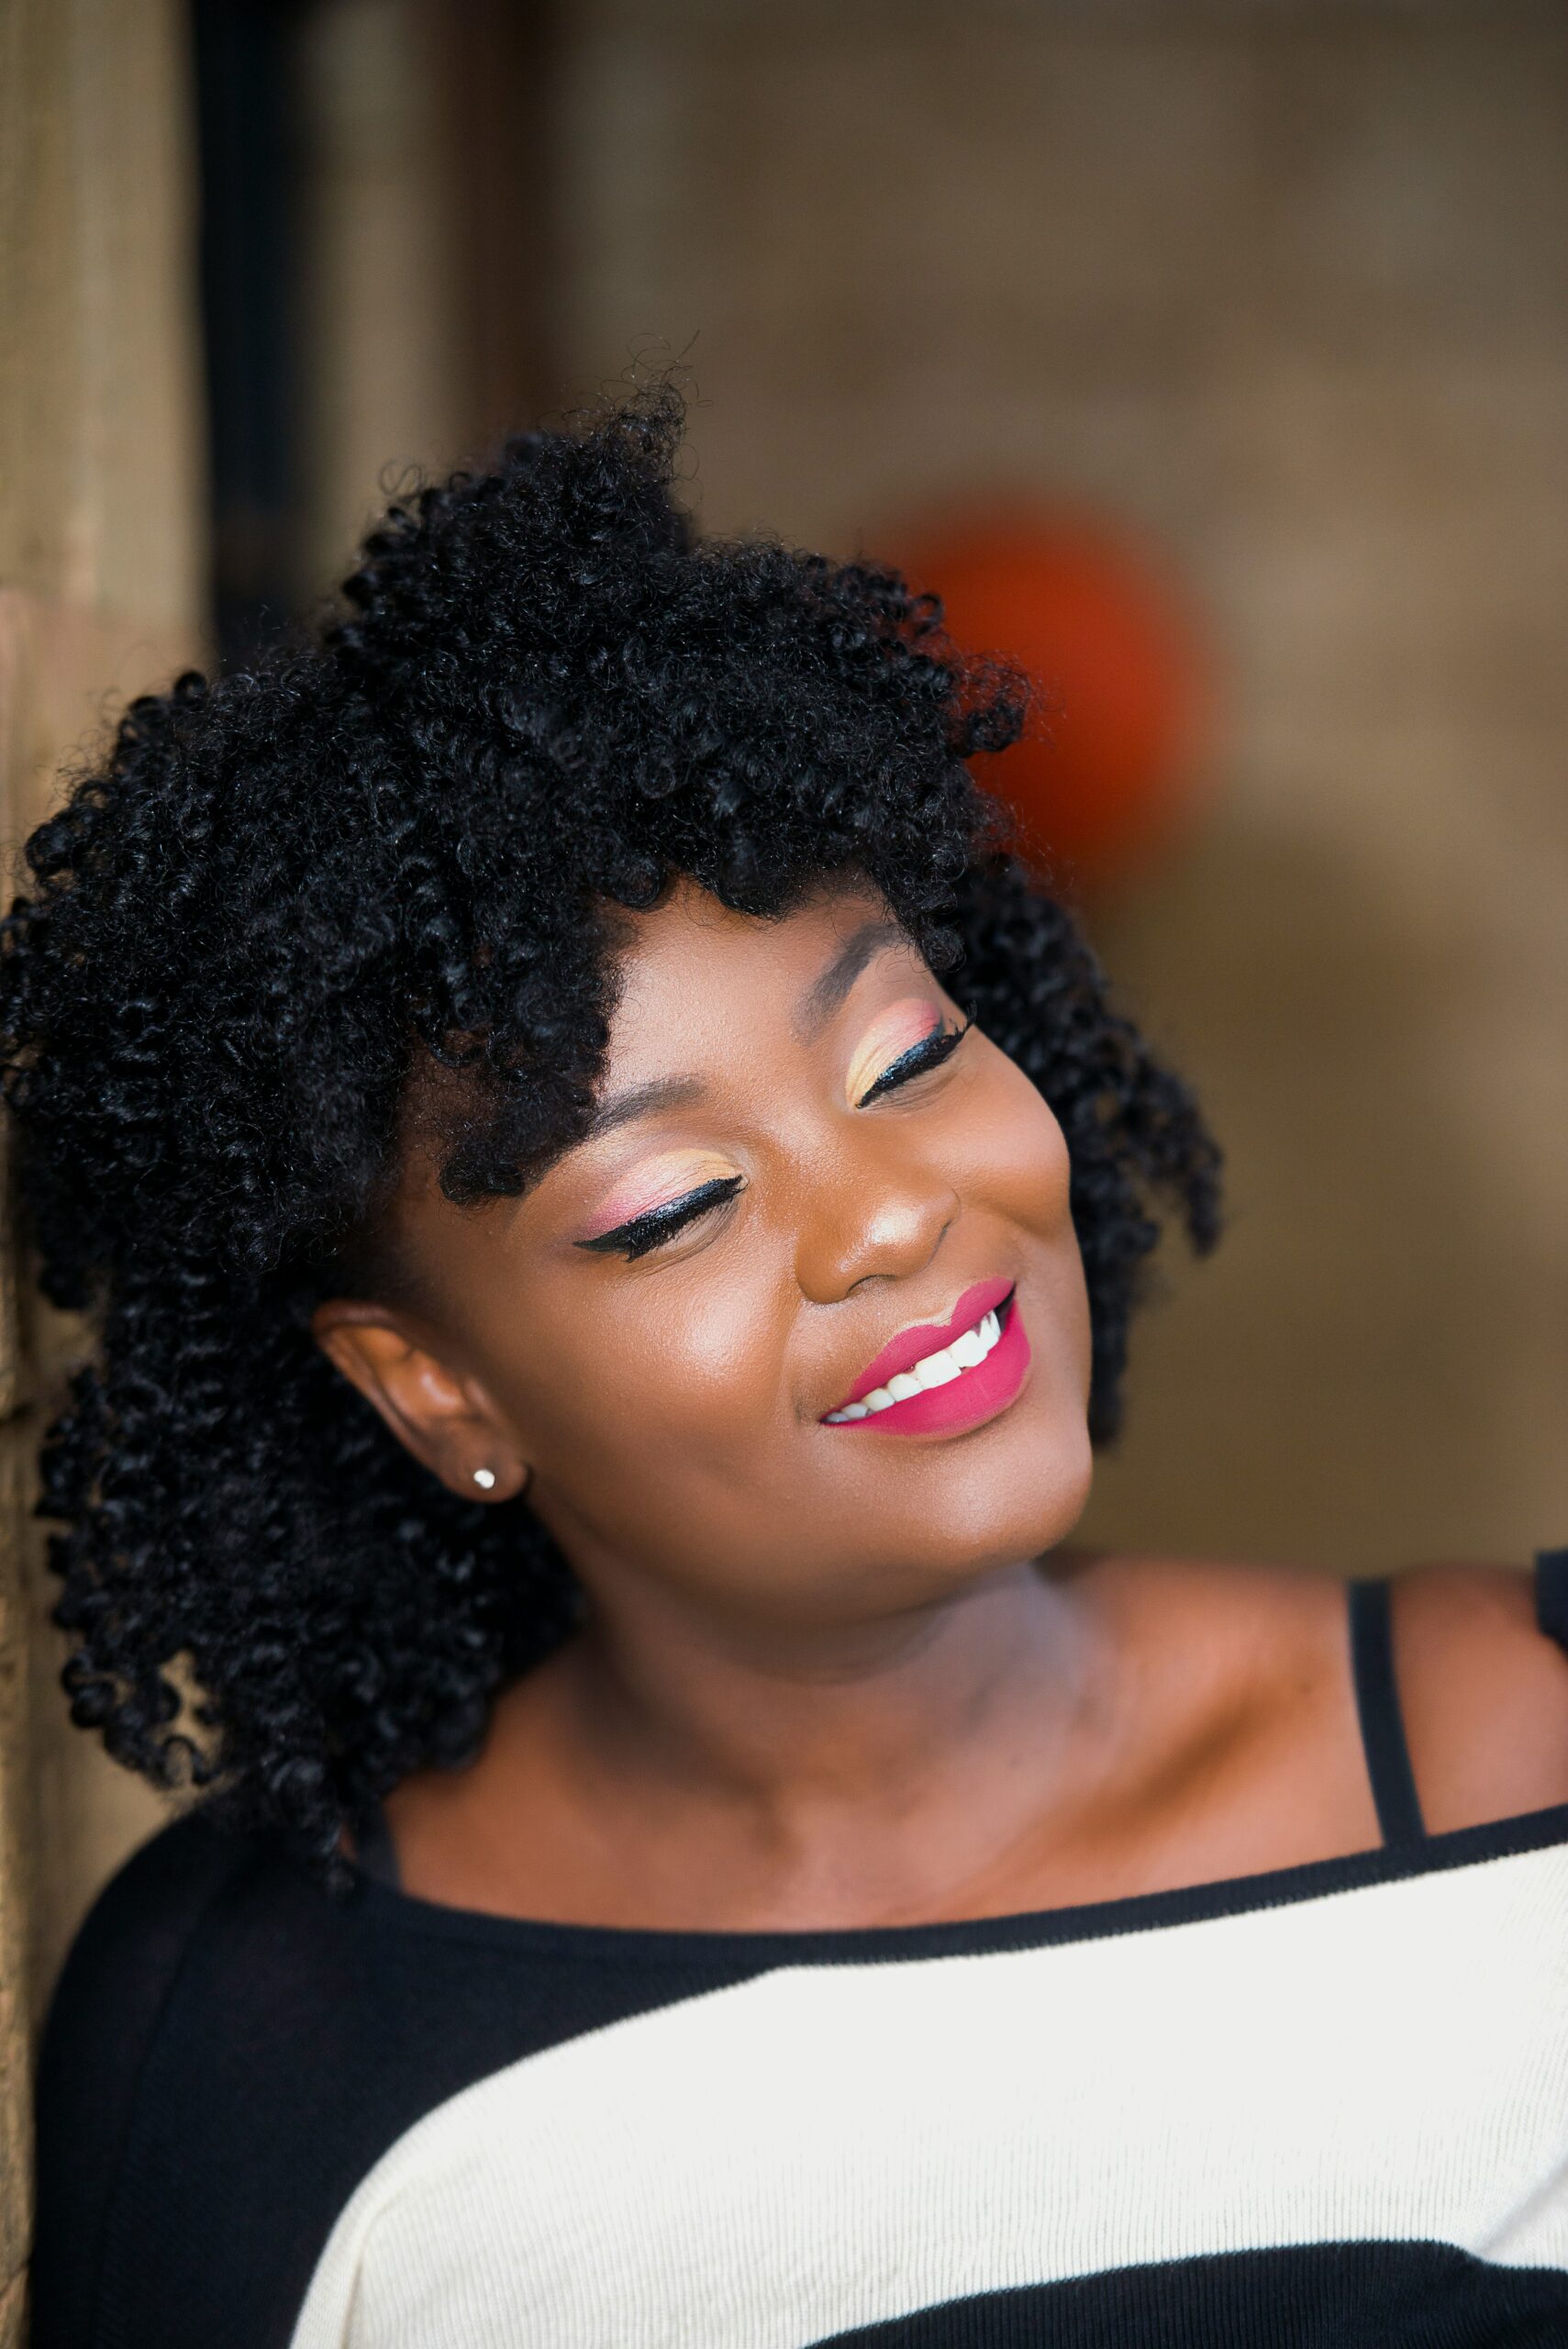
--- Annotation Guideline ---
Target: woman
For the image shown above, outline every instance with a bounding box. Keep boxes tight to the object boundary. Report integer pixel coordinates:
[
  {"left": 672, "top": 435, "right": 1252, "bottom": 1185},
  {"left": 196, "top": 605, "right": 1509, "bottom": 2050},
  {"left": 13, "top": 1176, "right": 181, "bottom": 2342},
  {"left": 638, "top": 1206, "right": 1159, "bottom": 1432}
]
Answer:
[{"left": 13, "top": 393, "right": 1568, "bottom": 2348}]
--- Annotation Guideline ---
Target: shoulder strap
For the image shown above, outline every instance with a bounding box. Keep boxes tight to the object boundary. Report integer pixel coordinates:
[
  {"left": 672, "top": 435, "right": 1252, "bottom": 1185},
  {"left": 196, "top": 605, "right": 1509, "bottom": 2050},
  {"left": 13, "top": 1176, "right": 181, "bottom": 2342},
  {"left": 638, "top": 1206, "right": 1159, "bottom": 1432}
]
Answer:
[
  {"left": 1535, "top": 1547, "right": 1568, "bottom": 1653},
  {"left": 1347, "top": 1575, "right": 1427, "bottom": 1847}
]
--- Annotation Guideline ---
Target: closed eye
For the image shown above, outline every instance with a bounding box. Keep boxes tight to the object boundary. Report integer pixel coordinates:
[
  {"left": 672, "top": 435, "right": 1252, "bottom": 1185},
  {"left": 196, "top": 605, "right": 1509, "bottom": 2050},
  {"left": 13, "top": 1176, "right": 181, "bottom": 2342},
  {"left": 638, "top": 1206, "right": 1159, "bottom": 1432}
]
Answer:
[
  {"left": 575, "top": 1174, "right": 746, "bottom": 1262},
  {"left": 856, "top": 1019, "right": 971, "bottom": 1108}
]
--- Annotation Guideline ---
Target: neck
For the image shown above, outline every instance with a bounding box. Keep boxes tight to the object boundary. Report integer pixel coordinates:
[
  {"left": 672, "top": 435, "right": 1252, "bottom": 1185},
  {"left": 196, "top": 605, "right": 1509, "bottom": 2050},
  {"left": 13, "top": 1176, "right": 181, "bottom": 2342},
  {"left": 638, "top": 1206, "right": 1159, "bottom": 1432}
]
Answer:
[{"left": 554, "top": 1551, "right": 1112, "bottom": 1834}]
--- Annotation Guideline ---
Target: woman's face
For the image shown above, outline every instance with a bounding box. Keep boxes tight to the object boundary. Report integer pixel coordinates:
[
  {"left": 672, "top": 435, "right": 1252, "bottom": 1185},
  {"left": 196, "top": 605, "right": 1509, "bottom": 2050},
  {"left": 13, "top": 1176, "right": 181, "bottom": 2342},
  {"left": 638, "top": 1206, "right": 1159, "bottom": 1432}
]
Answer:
[{"left": 329, "top": 880, "right": 1094, "bottom": 1632}]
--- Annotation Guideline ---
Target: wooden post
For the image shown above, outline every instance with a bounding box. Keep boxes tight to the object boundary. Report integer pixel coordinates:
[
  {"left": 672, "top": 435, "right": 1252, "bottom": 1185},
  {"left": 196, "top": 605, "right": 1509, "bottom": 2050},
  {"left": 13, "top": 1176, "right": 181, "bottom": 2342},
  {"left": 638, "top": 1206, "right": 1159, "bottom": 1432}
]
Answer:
[{"left": 0, "top": 0, "right": 206, "bottom": 2324}]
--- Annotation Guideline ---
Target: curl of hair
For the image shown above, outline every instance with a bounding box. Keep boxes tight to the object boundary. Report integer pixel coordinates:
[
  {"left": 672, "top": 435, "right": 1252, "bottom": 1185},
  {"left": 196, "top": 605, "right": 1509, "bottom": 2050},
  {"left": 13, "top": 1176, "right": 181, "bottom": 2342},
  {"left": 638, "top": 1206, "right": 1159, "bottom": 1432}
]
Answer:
[{"left": 0, "top": 389, "right": 1219, "bottom": 1882}]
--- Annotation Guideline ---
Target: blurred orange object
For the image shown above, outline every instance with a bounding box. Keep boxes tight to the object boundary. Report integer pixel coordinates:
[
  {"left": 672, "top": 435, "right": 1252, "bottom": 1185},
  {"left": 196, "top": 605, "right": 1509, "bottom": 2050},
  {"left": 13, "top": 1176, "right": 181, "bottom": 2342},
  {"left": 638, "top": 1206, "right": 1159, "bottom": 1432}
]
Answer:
[{"left": 899, "top": 512, "right": 1215, "bottom": 896}]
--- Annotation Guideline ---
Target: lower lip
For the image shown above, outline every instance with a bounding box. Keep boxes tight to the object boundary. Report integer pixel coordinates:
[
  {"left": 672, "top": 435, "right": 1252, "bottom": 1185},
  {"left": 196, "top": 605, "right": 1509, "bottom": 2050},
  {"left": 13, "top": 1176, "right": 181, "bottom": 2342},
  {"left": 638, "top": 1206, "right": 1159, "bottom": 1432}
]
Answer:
[{"left": 827, "top": 1295, "right": 1032, "bottom": 1440}]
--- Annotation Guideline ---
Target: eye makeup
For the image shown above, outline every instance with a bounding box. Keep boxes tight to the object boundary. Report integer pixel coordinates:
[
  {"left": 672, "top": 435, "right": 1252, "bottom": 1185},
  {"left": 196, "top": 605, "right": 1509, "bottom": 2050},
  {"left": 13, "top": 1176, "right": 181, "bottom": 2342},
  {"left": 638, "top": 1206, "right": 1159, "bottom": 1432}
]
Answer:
[
  {"left": 576, "top": 1177, "right": 745, "bottom": 1262},
  {"left": 848, "top": 998, "right": 971, "bottom": 1108},
  {"left": 572, "top": 995, "right": 972, "bottom": 1266},
  {"left": 575, "top": 1149, "right": 746, "bottom": 1261}
]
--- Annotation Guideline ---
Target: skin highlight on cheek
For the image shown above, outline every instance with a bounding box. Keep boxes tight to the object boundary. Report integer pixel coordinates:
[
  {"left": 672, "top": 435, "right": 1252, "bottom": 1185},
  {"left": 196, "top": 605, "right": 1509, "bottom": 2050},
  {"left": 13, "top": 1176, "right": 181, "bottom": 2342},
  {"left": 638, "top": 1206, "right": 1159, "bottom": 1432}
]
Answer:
[
  {"left": 844, "top": 996, "right": 943, "bottom": 1108},
  {"left": 578, "top": 1148, "right": 743, "bottom": 1244}
]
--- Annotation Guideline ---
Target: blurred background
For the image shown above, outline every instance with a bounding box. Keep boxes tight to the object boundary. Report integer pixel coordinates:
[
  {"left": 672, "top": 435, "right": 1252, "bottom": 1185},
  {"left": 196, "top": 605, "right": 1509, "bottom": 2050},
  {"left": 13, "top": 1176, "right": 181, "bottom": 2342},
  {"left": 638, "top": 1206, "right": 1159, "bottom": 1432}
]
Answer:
[{"left": 2, "top": 0, "right": 1565, "bottom": 2297}]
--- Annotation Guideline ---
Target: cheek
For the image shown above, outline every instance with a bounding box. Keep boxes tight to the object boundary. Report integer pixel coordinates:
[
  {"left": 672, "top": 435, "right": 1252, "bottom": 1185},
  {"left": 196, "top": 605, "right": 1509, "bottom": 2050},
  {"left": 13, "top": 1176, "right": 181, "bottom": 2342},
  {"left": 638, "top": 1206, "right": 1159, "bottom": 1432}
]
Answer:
[
  {"left": 956, "top": 1056, "right": 1089, "bottom": 1388},
  {"left": 959, "top": 1051, "right": 1075, "bottom": 1236},
  {"left": 496, "top": 1258, "right": 789, "bottom": 1484}
]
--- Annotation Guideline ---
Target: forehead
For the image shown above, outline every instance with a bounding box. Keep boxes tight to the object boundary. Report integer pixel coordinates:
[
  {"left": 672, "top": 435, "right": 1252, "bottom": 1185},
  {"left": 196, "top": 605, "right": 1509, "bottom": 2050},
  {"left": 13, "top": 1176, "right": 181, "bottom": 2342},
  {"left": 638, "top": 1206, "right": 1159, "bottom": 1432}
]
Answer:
[{"left": 600, "top": 878, "right": 915, "bottom": 1073}]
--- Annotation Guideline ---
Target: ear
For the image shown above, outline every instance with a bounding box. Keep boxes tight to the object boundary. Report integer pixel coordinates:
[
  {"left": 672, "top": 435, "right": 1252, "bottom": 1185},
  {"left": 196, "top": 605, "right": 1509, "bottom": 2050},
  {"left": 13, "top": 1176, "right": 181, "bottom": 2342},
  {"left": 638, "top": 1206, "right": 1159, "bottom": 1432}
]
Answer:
[{"left": 310, "top": 1299, "right": 528, "bottom": 1503}]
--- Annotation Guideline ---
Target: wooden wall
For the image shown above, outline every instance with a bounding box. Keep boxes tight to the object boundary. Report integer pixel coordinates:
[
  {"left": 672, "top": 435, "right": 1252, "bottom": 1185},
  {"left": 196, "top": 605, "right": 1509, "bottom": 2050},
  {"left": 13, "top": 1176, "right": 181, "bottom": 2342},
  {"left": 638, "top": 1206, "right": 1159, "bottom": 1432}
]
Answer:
[{"left": 0, "top": 0, "right": 205, "bottom": 2324}]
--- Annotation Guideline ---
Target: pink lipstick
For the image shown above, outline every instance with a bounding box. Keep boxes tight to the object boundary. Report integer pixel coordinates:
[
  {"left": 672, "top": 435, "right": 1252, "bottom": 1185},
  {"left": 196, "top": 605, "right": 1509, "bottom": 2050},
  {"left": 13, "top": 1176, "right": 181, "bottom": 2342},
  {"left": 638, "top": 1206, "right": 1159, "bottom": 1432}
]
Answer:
[{"left": 821, "top": 1276, "right": 1031, "bottom": 1440}]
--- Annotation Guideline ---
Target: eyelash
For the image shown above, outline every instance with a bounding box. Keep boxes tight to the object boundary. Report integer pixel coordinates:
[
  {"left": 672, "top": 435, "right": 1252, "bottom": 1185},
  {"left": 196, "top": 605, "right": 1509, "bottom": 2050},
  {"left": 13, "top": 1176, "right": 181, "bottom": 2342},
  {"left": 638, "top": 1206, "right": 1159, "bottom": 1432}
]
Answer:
[
  {"left": 855, "top": 1017, "right": 971, "bottom": 1108},
  {"left": 576, "top": 1175, "right": 747, "bottom": 1262},
  {"left": 579, "top": 1019, "right": 971, "bottom": 1262}
]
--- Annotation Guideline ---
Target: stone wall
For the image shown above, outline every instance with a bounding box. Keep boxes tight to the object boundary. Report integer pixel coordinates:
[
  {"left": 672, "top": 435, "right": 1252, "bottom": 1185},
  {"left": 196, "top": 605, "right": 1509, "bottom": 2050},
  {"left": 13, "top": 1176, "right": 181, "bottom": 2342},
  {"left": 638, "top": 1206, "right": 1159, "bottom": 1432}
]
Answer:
[
  {"left": 0, "top": 0, "right": 205, "bottom": 2322},
  {"left": 556, "top": 0, "right": 1568, "bottom": 1572}
]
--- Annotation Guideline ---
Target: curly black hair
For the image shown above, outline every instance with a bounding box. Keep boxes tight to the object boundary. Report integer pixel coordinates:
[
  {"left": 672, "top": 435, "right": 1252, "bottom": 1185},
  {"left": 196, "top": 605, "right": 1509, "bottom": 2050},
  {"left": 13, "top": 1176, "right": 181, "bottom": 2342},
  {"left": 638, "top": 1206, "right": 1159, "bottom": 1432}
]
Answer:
[{"left": 0, "top": 389, "right": 1219, "bottom": 1879}]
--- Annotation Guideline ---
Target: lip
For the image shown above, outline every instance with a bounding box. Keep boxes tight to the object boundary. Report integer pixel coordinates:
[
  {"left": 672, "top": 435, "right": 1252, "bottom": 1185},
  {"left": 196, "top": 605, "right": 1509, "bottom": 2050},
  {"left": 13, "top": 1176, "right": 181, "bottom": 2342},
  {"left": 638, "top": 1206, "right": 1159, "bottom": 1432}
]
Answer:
[
  {"left": 831, "top": 1275, "right": 1016, "bottom": 1410},
  {"left": 821, "top": 1279, "right": 1030, "bottom": 1441},
  {"left": 830, "top": 1277, "right": 1018, "bottom": 1399}
]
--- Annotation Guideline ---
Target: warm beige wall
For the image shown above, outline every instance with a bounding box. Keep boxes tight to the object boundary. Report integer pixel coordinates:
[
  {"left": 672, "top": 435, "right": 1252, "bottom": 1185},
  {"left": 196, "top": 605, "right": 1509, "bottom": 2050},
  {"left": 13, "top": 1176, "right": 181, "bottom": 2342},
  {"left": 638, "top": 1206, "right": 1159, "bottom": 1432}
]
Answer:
[
  {"left": 558, "top": 0, "right": 1568, "bottom": 1574},
  {"left": 0, "top": 0, "right": 205, "bottom": 2319},
  {"left": 293, "top": 0, "right": 465, "bottom": 599}
]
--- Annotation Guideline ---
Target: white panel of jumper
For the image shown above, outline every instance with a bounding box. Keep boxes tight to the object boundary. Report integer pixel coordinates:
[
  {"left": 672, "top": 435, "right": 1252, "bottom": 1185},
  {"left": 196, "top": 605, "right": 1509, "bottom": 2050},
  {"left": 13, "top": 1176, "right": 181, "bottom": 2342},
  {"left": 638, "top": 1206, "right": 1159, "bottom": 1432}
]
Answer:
[{"left": 290, "top": 1842, "right": 1568, "bottom": 2349}]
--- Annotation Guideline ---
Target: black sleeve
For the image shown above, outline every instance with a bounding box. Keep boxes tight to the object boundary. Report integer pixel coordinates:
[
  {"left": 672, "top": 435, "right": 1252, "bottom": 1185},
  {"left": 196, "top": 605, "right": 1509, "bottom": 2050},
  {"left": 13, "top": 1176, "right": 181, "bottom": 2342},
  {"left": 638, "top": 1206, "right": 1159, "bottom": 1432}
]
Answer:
[
  {"left": 1535, "top": 1548, "right": 1568, "bottom": 1655},
  {"left": 30, "top": 1795, "right": 688, "bottom": 2346},
  {"left": 31, "top": 1812, "right": 252, "bottom": 2349}
]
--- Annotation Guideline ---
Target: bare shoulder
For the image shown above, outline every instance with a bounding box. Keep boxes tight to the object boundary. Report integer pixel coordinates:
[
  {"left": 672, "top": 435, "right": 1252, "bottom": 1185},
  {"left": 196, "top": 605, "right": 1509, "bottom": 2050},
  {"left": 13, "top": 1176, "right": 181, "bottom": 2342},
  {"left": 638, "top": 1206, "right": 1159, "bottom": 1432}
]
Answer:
[
  {"left": 1067, "top": 1547, "right": 1361, "bottom": 1754},
  {"left": 1070, "top": 1546, "right": 1348, "bottom": 1668},
  {"left": 1391, "top": 1561, "right": 1568, "bottom": 1831},
  {"left": 1069, "top": 1546, "right": 1568, "bottom": 1843}
]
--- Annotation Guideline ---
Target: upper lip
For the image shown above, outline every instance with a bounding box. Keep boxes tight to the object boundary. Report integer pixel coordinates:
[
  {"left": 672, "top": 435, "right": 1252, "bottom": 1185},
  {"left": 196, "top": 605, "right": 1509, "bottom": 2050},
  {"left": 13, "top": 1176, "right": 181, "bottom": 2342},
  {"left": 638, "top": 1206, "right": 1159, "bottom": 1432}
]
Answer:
[{"left": 826, "top": 1276, "right": 1016, "bottom": 1414}]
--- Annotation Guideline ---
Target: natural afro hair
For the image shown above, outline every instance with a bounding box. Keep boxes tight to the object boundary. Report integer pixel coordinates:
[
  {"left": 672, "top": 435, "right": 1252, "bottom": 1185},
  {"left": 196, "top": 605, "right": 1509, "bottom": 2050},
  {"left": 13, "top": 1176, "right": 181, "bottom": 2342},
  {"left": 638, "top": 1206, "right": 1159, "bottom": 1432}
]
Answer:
[{"left": 0, "top": 388, "right": 1219, "bottom": 1879}]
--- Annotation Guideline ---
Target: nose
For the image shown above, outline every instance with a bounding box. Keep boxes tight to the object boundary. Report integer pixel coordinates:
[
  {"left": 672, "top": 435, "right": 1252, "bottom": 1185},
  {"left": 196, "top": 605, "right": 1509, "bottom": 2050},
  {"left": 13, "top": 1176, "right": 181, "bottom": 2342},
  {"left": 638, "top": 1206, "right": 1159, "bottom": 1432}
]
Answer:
[{"left": 793, "top": 1142, "right": 959, "bottom": 1307}]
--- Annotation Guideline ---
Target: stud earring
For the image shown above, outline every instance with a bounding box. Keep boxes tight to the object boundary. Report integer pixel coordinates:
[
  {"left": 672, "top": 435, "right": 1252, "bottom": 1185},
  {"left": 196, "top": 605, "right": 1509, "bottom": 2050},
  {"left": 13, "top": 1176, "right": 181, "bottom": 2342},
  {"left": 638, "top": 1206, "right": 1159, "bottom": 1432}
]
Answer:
[{"left": 473, "top": 1467, "right": 496, "bottom": 1490}]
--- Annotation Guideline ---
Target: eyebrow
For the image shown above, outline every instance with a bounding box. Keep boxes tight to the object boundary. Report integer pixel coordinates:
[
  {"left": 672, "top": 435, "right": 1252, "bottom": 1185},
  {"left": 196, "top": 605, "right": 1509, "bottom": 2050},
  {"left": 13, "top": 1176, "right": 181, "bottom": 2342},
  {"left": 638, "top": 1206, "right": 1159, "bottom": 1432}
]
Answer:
[
  {"left": 793, "top": 918, "right": 910, "bottom": 1042},
  {"left": 583, "top": 918, "right": 912, "bottom": 1140},
  {"left": 584, "top": 1074, "right": 706, "bottom": 1141}
]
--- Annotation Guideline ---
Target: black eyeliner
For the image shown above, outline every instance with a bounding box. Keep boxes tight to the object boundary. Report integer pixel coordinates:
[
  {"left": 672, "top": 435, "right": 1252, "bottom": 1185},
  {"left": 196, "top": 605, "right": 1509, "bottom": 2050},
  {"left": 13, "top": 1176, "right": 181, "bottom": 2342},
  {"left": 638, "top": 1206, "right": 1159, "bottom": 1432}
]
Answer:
[
  {"left": 857, "top": 1018, "right": 971, "bottom": 1108},
  {"left": 575, "top": 1174, "right": 744, "bottom": 1261}
]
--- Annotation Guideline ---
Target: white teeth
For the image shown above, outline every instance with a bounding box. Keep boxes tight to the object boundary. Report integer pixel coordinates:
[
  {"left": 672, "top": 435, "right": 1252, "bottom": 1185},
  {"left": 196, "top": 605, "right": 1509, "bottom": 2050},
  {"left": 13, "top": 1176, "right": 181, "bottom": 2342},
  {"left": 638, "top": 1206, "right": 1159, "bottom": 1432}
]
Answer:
[{"left": 825, "top": 1297, "right": 1009, "bottom": 1422}]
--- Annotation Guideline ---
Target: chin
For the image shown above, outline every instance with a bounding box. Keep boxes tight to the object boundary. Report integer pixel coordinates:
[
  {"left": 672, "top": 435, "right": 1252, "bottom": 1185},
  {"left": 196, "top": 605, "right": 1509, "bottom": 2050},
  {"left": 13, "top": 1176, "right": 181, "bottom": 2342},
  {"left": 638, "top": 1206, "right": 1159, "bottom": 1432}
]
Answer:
[{"left": 885, "top": 1397, "right": 1096, "bottom": 1597}]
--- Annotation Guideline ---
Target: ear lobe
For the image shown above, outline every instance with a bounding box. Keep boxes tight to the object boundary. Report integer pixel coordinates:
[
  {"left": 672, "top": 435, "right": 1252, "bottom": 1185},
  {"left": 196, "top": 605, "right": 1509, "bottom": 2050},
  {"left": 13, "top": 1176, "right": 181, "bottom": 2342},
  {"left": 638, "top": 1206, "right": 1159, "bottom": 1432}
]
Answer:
[{"left": 310, "top": 1302, "right": 528, "bottom": 1501}]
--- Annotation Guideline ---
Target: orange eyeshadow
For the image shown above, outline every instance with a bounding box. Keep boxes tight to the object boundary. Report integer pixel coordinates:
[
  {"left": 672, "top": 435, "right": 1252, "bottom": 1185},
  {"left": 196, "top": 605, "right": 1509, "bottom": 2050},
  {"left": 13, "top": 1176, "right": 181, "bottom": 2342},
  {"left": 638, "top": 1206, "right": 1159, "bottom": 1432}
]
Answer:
[{"left": 844, "top": 998, "right": 941, "bottom": 1107}]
